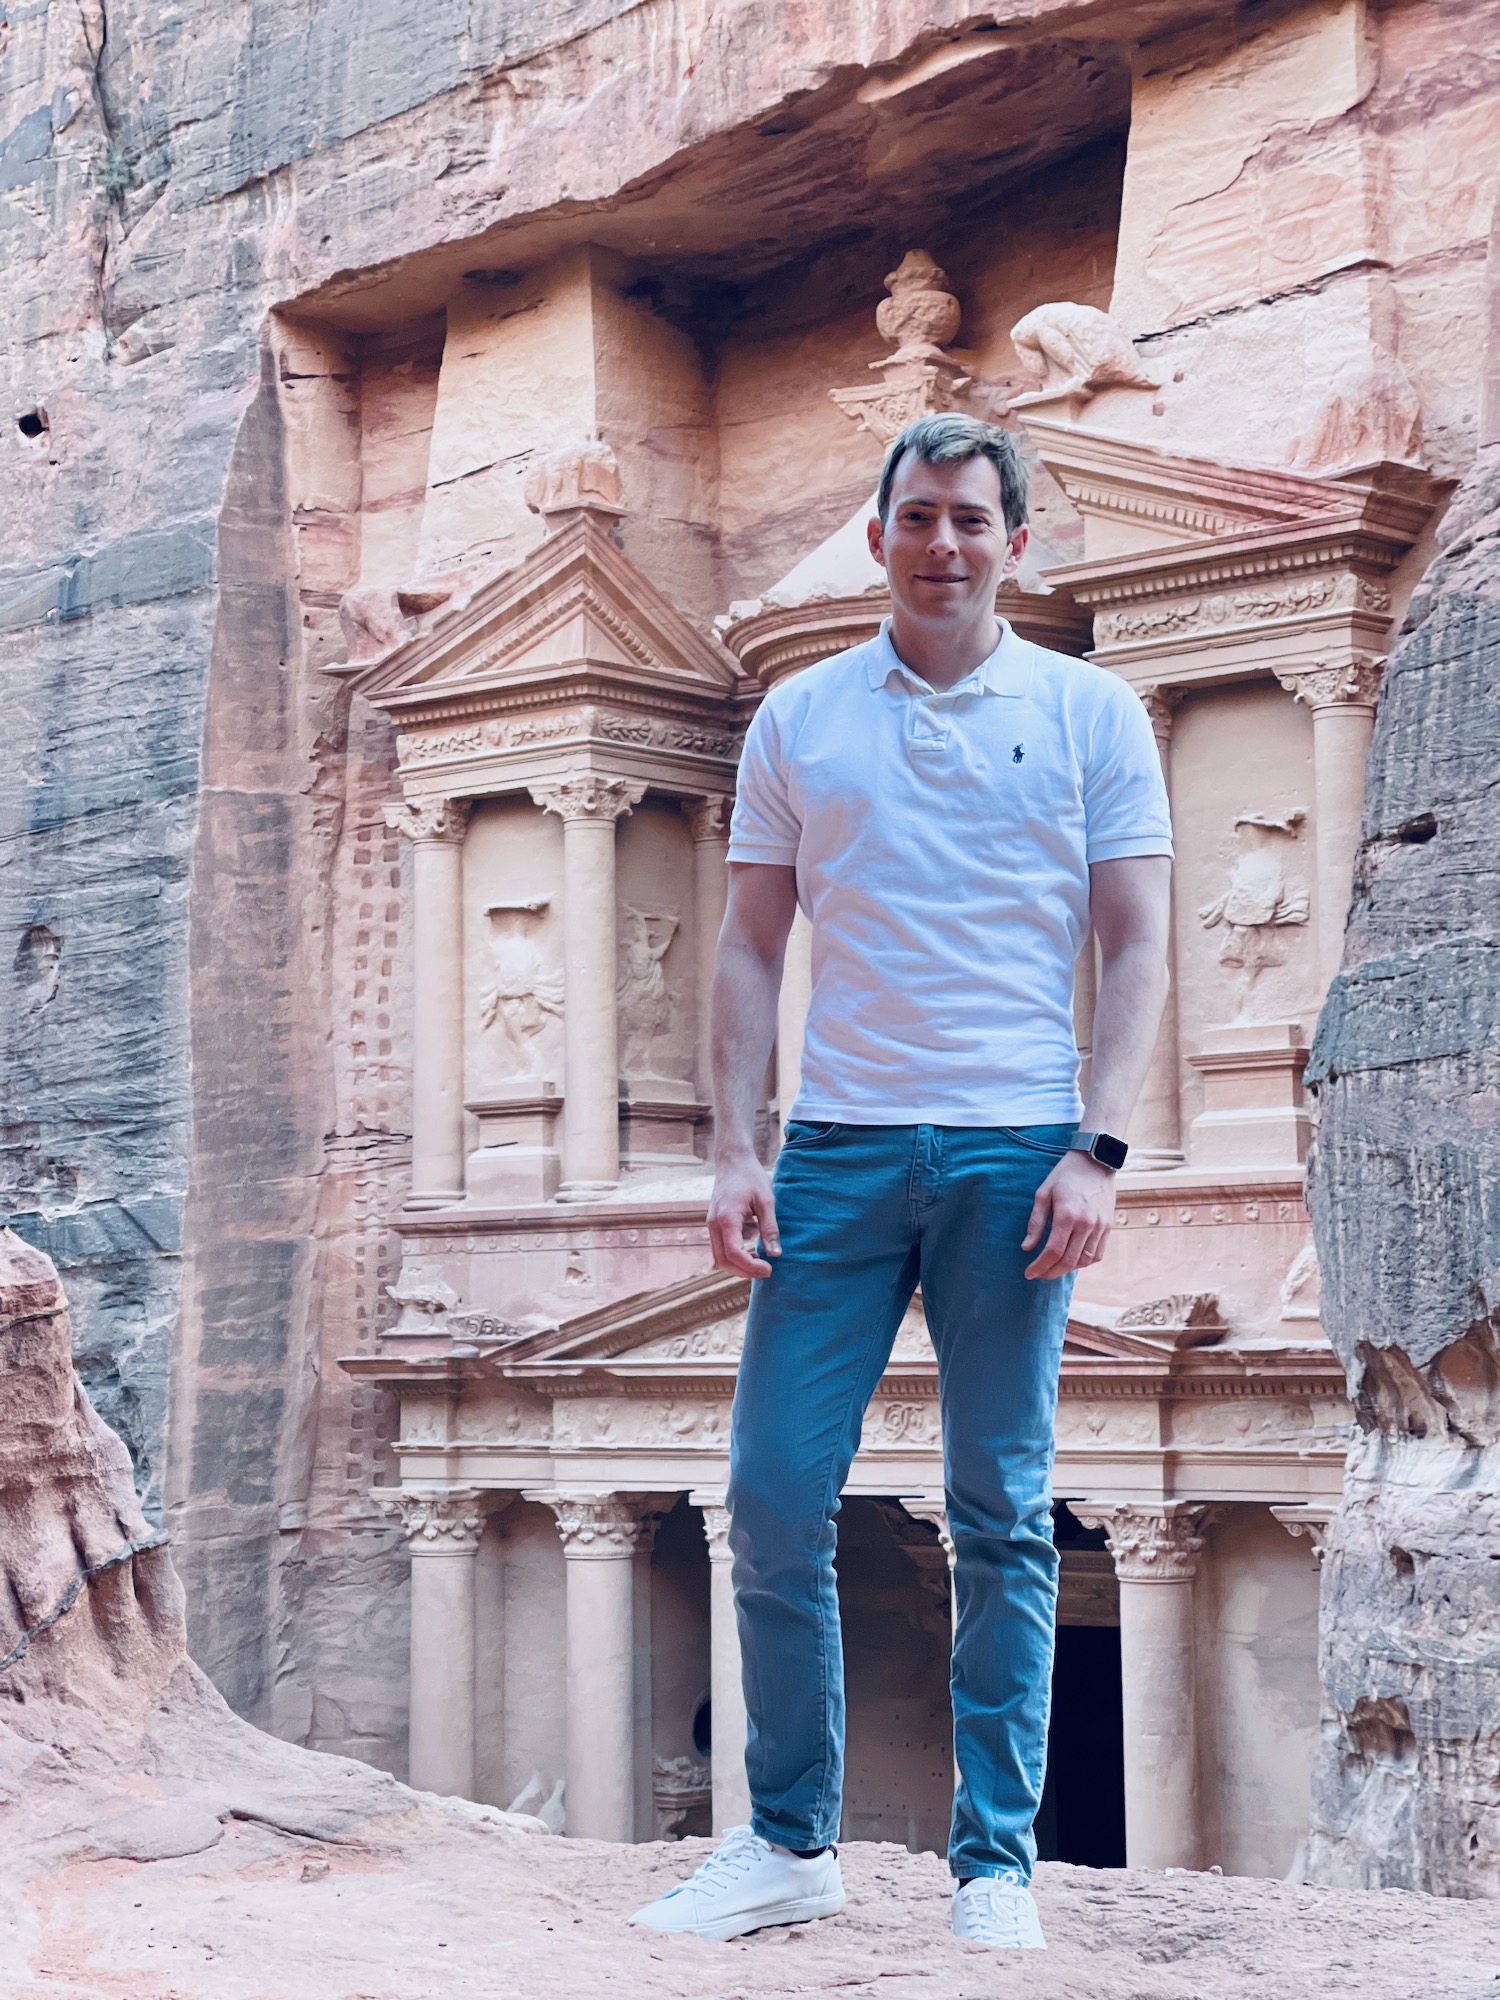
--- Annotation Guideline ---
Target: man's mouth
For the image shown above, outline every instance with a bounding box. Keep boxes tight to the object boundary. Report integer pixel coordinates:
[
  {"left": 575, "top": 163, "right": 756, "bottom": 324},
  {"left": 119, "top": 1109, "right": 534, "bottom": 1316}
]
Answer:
[{"left": 914, "top": 572, "right": 968, "bottom": 584}]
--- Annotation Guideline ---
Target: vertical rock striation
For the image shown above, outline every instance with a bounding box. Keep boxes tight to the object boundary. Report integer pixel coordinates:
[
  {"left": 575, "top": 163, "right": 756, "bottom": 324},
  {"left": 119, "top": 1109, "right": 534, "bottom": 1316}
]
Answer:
[{"left": 1304, "top": 212, "right": 1500, "bottom": 1896}]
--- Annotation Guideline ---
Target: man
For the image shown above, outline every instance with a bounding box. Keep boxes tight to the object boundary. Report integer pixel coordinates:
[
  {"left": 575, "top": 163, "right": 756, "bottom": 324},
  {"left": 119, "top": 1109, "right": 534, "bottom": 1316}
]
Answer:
[{"left": 631, "top": 412, "right": 1172, "bottom": 1949}]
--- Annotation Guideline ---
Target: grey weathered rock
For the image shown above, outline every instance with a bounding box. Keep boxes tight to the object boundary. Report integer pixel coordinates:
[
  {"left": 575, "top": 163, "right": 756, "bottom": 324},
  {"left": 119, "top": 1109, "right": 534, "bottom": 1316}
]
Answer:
[{"left": 1303, "top": 212, "right": 1500, "bottom": 1896}]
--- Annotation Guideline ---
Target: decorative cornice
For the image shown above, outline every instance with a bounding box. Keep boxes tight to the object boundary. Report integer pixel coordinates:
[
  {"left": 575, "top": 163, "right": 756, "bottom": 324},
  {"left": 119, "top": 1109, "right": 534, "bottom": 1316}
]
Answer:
[
  {"left": 718, "top": 581, "right": 1092, "bottom": 690},
  {"left": 383, "top": 796, "right": 470, "bottom": 845},
  {"left": 533, "top": 1490, "right": 650, "bottom": 1555},
  {"left": 1274, "top": 655, "right": 1384, "bottom": 710},
  {"left": 529, "top": 774, "right": 646, "bottom": 824},
  {"left": 1069, "top": 1502, "right": 1224, "bottom": 1581},
  {"left": 376, "top": 1485, "right": 486, "bottom": 1550}
]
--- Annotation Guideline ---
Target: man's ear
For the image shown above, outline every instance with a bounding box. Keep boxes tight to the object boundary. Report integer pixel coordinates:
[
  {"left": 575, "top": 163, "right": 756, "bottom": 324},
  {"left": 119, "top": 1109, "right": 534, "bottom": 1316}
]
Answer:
[
  {"left": 1002, "top": 522, "right": 1030, "bottom": 576},
  {"left": 867, "top": 513, "right": 887, "bottom": 569}
]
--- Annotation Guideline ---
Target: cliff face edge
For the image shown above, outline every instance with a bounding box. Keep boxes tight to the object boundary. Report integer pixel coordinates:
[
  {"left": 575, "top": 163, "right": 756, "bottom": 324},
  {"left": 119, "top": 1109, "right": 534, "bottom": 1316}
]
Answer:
[{"left": 1305, "top": 378, "right": 1500, "bottom": 1893}]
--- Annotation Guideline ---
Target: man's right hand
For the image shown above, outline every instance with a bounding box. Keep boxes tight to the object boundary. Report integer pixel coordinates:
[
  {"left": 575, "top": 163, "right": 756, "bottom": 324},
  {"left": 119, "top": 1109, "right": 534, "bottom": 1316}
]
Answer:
[{"left": 708, "top": 1152, "right": 781, "bottom": 1278}]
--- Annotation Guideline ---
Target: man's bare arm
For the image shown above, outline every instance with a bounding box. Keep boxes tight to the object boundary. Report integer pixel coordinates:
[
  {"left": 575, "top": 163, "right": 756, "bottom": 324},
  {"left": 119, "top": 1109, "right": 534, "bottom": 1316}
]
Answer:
[
  {"left": 1023, "top": 854, "right": 1172, "bottom": 1280},
  {"left": 707, "top": 862, "right": 799, "bottom": 1278}
]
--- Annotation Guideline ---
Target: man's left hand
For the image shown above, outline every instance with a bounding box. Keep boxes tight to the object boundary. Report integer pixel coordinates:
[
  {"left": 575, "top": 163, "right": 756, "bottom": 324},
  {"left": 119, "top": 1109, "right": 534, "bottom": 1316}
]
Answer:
[{"left": 1022, "top": 1151, "right": 1117, "bottom": 1279}]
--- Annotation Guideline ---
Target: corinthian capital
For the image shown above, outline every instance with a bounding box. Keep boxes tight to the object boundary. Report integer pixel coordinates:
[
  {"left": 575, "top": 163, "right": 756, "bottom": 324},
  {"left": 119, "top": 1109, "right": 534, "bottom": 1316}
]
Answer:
[
  {"left": 1070, "top": 1502, "right": 1222, "bottom": 1582},
  {"left": 697, "top": 1497, "right": 733, "bottom": 1561},
  {"left": 1137, "top": 683, "right": 1183, "bottom": 741},
  {"left": 683, "top": 794, "right": 732, "bottom": 844},
  {"left": 529, "top": 775, "right": 647, "bottom": 824},
  {"left": 534, "top": 1490, "right": 649, "bottom": 1555},
  {"left": 376, "top": 1485, "right": 486, "bottom": 1551},
  {"left": 383, "top": 796, "right": 470, "bottom": 845},
  {"left": 1275, "top": 654, "right": 1384, "bottom": 711}
]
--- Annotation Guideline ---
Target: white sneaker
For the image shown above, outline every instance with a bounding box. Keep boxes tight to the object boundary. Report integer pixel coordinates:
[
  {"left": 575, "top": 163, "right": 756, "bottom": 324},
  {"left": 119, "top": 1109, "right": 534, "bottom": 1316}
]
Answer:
[
  {"left": 951, "top": 1872, "right": 1046, "bottom": 1949},
  {"left": 629, "top": 1824, "right": 845, "bottom": 1942}
]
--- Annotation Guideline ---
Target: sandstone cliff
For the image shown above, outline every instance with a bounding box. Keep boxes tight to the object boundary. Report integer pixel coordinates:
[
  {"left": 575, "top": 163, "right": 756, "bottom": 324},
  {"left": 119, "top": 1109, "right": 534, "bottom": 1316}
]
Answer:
[{"left": 1304, "top": 211, "right": 1500, "bottom": 1896}]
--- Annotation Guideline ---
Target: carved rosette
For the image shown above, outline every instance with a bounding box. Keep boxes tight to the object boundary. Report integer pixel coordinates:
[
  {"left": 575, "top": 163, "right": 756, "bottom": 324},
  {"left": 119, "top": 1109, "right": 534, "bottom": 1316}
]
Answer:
[
  {"left": 698, "top": 1499, "right": 733, "bottom": 1562},
  {"left": 376, "top": 1485, "right": 486, "bottom": 1552},
  {"left": 383, "top": 796, "right": 471, "bottom": 845},
  {"left": 529, "top": 774, "right": 647, "bottom": 825},
  {"left": 541, "top": 1491, "right": 649, "bottom": 1557},
  {"left": 1274, "top": 655, "right": 1385, "bottom": 711},
  {"left": 1071, "top": 1503, "right": 1222, "bottom": 1582},
  {"left": 684, "top": 794, "right": 732, "bottom": 844}
]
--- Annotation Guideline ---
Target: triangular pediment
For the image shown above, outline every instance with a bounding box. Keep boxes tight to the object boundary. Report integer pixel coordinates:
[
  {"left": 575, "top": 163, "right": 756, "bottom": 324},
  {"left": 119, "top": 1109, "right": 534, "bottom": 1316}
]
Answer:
[
  {"left": 496, "top": 1272, "right": 1220, "bottom": 1383},
  {"left": 1019, "top": 416, "right": 1354, "bottom": 553},
  {"left": 342, "top": 515, "right": 740, "bottom": 717}
]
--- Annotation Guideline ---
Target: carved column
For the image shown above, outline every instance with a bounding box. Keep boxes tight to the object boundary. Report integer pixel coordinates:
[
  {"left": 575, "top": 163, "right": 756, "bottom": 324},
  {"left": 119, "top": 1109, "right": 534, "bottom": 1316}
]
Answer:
[
  {"left": 1072, "top": 1502, "right": 1220, "bottom": 1869},
  {"left": 380, "top": 1485, "right": 486, "bottom": 1798},
  {"left": 1275, "top": 657, "right": 1383, "bottom": 988},
  {"left": 385, "top": 797, "right": 470, "bottom": 1207},
  {"left": 693, "top": 1493, "right": 751, "bottom": 1832},
  {"left": 534, "top": 1491, "right": 648, "bottom": 1840},
  {"left": 684, "top": 797, "right": 731, "bottom": 1107},
  {"left": 530, "top": 776, "right": 646, "bottom": 1198},
  {"left": 1128, "top": 687, "right": 1185, "bottom": 1169},
  {"left": 776, "top": 908, "right": 814, "bottom": 1120}
]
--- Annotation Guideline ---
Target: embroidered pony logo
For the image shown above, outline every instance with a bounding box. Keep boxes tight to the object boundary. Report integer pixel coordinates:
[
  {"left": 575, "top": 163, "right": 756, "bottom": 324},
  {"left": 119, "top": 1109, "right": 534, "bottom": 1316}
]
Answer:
[{"left": 1012, "top": 744, "right": 1025, "bottom": 764}]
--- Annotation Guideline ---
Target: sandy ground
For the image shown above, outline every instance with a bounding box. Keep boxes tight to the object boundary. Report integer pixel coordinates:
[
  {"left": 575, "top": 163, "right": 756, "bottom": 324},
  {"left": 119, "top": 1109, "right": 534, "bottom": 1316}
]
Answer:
[{"left": 7, "top": 1817, "right": 1500, "bottom": 2000}]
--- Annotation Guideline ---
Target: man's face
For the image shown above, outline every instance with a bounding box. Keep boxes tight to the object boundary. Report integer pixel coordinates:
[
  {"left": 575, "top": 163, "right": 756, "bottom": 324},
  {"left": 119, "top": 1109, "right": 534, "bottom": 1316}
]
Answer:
[{"left": 867, "top": 452, "right": 1028, "bottom": 627}]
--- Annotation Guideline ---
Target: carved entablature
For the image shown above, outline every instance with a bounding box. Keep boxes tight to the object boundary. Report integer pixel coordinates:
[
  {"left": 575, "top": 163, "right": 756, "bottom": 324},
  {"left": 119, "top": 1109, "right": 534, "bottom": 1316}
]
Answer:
[
  {"left": 339, "top": 1265, "right": 1350, "bottom": 1519},
  {"left": 329, "top": 477, "right": 749, "bottom": 806},
  {"left": 1016, "top": 417, "right": 1450, "bottom": 698},
  {"left": 719, "top": 579, "right": 1094, "bottom": 690}
]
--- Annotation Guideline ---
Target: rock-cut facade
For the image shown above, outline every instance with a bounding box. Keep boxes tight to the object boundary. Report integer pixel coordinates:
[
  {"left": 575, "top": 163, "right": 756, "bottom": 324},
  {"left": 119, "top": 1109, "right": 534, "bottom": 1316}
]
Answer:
[{"left": 1, "top": 0, "right": 1496, "bottom": 1891}]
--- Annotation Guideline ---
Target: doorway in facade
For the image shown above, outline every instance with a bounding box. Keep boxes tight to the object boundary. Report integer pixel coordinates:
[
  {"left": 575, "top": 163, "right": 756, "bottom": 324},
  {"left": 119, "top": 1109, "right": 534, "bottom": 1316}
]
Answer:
[{"left": 1036, "top": 1504, "right": 1127, "bottom": 1867}]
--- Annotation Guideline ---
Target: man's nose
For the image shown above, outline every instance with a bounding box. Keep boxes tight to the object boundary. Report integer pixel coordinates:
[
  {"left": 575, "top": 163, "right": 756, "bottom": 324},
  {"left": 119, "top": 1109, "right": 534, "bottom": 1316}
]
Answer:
[{"left": 926, "top": 516, "right": 959, "bottom": 554}]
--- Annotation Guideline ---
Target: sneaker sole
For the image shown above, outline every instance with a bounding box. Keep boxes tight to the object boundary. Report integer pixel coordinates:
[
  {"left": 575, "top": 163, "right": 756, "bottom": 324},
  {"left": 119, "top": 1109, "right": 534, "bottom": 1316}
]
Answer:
[{"left": 637, "top": 1888, "right": 847, "bottom": 1944}]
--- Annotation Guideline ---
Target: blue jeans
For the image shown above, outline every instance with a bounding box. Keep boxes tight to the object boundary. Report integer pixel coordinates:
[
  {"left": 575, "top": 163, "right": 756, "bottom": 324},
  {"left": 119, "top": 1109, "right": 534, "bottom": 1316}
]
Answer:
[{"left": 726, "top": 1121, "right": 1076, "bottom": 1881}]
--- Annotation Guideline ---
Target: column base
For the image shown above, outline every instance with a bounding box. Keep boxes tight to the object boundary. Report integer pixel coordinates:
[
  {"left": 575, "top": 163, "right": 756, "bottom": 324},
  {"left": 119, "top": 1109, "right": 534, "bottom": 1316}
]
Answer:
[
  {"left": 554, "top": 1178, "right": 620, "bottom": 1204},
  {"left": 404, "top": 1188, "right": 466, "bottom": 1211},
  {"left": 1186, "top": 1022, "right": 1310, "bottom": 1171}
]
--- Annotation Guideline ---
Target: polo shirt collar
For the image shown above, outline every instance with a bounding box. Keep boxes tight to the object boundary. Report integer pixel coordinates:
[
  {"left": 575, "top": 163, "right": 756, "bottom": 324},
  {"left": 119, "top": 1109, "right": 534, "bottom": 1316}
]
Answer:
[{"left": 865, "top": 617, "right": 1033, "bottom": 698}]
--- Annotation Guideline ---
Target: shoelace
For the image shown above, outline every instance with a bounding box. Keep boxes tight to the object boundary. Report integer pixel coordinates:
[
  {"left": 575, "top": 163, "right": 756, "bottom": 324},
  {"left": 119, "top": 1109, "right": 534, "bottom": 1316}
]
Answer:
[
  {"left": 959, "top": 1874, "right": 1033, "bottom": 1944},
  {"left": 669, "top": 1825, "right": 768, "bottom": 1898}
]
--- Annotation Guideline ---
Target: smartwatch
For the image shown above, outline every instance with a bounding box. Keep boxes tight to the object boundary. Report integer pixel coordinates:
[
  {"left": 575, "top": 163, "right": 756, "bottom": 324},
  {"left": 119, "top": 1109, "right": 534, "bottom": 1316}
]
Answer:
[{"left": 1070, "top": 1130, "right": 1129, "bottom": 1172}]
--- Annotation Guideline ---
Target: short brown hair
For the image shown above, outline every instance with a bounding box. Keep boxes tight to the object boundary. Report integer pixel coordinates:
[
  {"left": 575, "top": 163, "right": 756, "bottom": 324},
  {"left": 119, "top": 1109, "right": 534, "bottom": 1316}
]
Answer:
[{"left": 876, "top": 412, "right": 1029, "bottom": 531}]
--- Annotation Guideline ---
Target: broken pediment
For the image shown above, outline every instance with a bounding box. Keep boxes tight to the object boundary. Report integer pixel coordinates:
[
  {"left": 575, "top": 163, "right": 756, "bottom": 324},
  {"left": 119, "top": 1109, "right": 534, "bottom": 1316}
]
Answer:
[
  {"left": 328, "top": 505, "right": 747, "bottom": 801},
  {"left": 1019, "top": 415, "right": 1440, "bottom": 562},
  {"left": 337, "top": 513, "right": 740, "bottom": 718}
]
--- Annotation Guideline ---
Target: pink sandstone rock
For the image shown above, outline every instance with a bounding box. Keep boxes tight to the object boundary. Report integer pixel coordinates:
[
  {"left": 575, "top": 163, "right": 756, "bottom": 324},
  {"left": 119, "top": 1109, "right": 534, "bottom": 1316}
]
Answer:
[{"left": 4, "top": 1229, "right": 1500, "bottom": 1996}]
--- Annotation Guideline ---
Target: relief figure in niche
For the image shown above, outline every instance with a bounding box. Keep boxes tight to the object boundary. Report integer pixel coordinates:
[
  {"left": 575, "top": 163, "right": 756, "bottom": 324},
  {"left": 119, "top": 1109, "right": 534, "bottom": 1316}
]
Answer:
[
  {"left": 479, "top": 902, "right": 563, "bottom": 1078},
  {"left": 1198, "top": 811, "right": 1310, "bottom": 1018},
  {"left": 617, "top": 905, "right": 679, "bottom": 1079}
]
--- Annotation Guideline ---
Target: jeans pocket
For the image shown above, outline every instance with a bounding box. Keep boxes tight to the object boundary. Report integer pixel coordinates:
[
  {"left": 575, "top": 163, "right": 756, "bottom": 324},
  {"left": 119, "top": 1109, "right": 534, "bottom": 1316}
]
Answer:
[
  {"left": 780, "top": 1120, "right": 843, "bottom": 1151},
  {"left": 1003, "top": 1123, "right": 1078, "bottom": 1158}
]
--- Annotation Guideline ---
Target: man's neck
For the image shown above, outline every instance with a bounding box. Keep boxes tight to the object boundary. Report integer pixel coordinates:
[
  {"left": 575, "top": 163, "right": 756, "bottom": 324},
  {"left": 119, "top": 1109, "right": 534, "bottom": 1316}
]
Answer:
[{"left": 887, "top": 608, "right": 1002, "bottom": 693}]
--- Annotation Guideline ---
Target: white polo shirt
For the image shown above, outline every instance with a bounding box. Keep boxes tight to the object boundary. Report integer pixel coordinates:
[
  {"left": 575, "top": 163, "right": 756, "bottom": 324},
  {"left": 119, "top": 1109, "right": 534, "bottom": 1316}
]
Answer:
[{"left": 728, "top": 619, "right": 1173, "bottom": 1126}]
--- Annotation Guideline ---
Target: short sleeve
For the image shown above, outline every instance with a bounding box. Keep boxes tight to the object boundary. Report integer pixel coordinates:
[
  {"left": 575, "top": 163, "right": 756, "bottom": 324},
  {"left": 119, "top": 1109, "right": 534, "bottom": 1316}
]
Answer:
[
  {"left": 728, "top": 696, "right": 802, "bottom": 864},
  {"left": 1083, "top": 680, "right": 1174, "bottom": 863}
]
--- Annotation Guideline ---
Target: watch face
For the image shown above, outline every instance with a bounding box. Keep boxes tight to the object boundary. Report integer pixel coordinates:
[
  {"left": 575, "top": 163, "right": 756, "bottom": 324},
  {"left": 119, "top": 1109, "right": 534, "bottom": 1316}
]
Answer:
[{"left": 1093, "top": 1132, "right": 1129, "bottom": 1172}]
